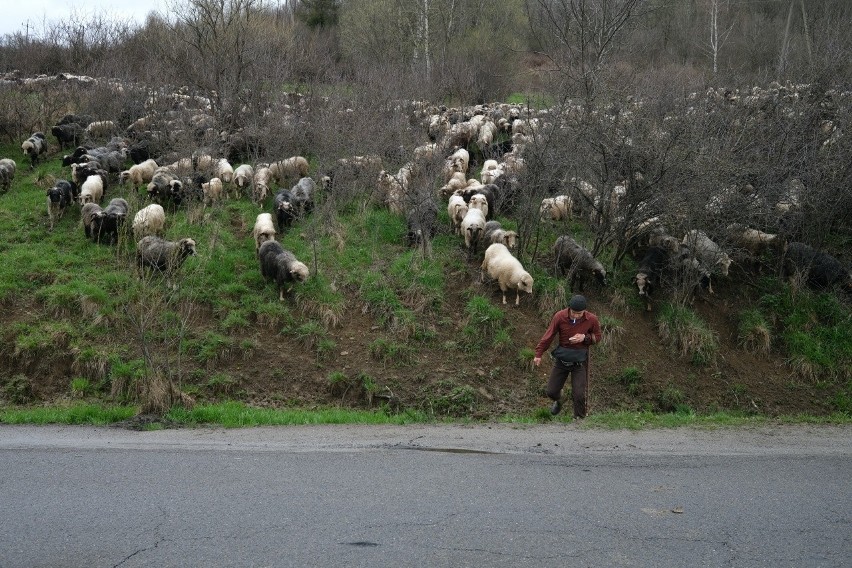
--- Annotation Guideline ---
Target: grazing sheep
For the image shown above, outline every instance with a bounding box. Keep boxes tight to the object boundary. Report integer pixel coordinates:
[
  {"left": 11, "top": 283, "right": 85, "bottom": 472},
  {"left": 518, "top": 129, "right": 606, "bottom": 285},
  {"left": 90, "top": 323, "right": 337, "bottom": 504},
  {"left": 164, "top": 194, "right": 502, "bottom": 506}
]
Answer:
[
  {"left": 447, "top": 194, "right": 469, "bottom": 236},
  {"left": 482, "top": 220, "right": 518, "bottom": 250},
  {"left": 120, "top": 159, "right": 158, "bottom": 189},
  {"left": 147, "top": 169, "right": 183, "bottom": 204},
  {"left": 461, "top": 207, "right": 487, "bottom": 257},
  {"left": 269, "top": 156, "right": 309, "bottom": 185},
  {"left": 553, "top": 235, "right": 607, "bottom": 291},
  {"left": 682, "top": 229, "right": 732, "bottom": 277},
  {"left": 258, "top": 240, "right": 310, "bottom": 301},
  {"left": 540, "top": 195, "right": 573, "bottom": 222},
  {"left": 46, "top": 180, "right": 75, "bottom": 230},
  {"left": 201, "top": 177, "right": 224, "bottom": 205},
  {"left": 137, "top": 236, "right": 197, "bottom": 278},
  {"left": 405, "top": 198, "right": 439, "bottom": 253},
  {"left": 673, "top": 247, "right": 713, "bottom": 295},
  {"left": 273, "top": 188, "right": 297, "bottom": 232},
  {"left": 634, "top": 246, "right": 668, "bottom": 311},
  {"left": 51, "top": 123, "right": 84, "bottom": 149},
  {"left": 233, "top": 164, "right": 254, "bottom": 194},
  {"left": 81, "top": 202, "right": 104, "bottom": 239},
  {"left": 85, "top": 120, "right": 116, "bottom": 139},
  {"left": 291, "top": 177, "right": 316, "bottom": 218},
  {"left": 90, "top": 198, "right": 129, "bottom": 244},
  {"left": 78, "top": 174, "right": 105, "bottom": 205},
  {"left": 21, "top": 132, "right": 48, "bottom": 168},
  {"left": 782, "top": 242, "right": 852, "bottom": 292},
  {"left": 216, "top": 158, "right": 234, "bottom": 184},
  {"left": 0, "top": 158, "right": 16, "bottom": 192},
  {"left": 252, "top": 212, "right": 277, "bottom": 252},
  {"left": 253, "top": 166, "right": 273, "bottom": 205},
  {"left": 133, "top": 204, "right": 166, "bottom": 240},
  {"left": 480, "top": 243, "right": 534, "bottom": 306}
]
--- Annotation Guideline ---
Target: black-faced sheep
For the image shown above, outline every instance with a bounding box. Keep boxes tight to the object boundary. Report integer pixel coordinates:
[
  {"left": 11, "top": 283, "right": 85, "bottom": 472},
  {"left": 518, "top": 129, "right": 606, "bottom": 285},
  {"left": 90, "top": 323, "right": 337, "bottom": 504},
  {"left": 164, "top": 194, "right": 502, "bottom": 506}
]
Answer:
[
  {"left": 482, "top": 220, "right": 518, "bottom": 250},
  {"left": 405, "top": 198, "right": 439, "bottom": 253},
  {"left": 258, "top": 240, "right": 310, "bottom": 301},
  {"left": 133, "top": 204, "right": 166, "bottom": 240},
  {"left": 782, "top": 242, "right": 852, "bottom": 292},
  {"left": 137, "top": 236, "right": 197, "bottom": 277},
  {"left": 634, "top": 246, "right": 668, "bottom": 311},
  {"left": 0, "top": 158, "right": 16, "bottom": 192},
  {"left": 553, "top": 235, "right": 607, "bottom": 291},
  {"left": 51, "top": 123, "right": 84, "bottom": 150},
  {"left": 22, "top": 133, "right": 48, "bottom": 168},
  {"left": 273, "top": 188, "right": 296, "bottom": 232},
  {"left": 81, "top": 202, "right": 104, "bottom": 239},
  {"left": 480, "top": 242, "right": 534, "bottom": 306},
  {"left": 90, "top": 198, "right": 129, "bottom": 244},
  {"left": 252, "top": 212, "right": 277, "bottom": 252},
  {"left": 147, "top": 169, "right": 183, "bottom": 204},
  {"left": 46, "top": 180, "right": 75, "bottom": 230}
]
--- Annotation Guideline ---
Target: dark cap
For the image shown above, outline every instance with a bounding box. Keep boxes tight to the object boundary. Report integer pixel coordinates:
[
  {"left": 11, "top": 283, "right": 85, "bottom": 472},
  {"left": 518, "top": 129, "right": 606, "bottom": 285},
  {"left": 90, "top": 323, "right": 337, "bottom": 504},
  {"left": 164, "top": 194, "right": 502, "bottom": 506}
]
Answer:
[{"left": 569, "top": 295, "right": 587, "bottom": 311}]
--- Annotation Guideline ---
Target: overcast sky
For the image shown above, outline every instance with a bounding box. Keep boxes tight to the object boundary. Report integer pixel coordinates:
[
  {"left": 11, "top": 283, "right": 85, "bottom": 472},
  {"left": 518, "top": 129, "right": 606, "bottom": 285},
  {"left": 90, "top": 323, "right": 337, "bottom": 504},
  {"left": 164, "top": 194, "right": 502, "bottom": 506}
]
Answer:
[{"left": 1, "top": 1, "right": 168, "bottom": 38}]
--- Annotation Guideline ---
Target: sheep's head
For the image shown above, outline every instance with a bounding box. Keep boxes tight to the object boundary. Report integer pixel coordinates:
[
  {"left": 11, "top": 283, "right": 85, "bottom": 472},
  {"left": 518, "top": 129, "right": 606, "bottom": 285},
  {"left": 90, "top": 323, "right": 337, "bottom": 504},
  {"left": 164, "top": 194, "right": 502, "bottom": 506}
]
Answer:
[
  {"left": 594, "top": 267, "right": 608, "bottom": 286},
  {"left": 291, "top": 261, "right": 309, "bottom": 283},
  {"left": 179, "top": 238, "right": 198, "bottom": 257},
  {"left": 717, "top": 254, "right": 732, "bottom": 276},
  {"left": 635, "top": 272, "right": 651, "bottom": 296},
  {"left": 503, "top": 231, "right": 518, "bottom": 250},
  {"left": 515, "top": 272, "right": 534, "bottom": 294},
  {"left": 22, "top": 140, "right": 33, "bottom": 155},
  {"left": 119, "top": 171, "right": 131, "bottom": 184}
]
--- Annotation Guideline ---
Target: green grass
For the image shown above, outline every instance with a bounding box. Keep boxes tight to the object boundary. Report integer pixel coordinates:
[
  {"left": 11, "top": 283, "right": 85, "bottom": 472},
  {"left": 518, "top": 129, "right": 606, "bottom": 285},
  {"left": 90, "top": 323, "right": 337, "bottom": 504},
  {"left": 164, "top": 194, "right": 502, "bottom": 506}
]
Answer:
[
  {"left": 0, "top": 404, "right": 137, "bottom": 425},
  {"left": 656, "top": 303, "right": 719, "bottom": 366}
]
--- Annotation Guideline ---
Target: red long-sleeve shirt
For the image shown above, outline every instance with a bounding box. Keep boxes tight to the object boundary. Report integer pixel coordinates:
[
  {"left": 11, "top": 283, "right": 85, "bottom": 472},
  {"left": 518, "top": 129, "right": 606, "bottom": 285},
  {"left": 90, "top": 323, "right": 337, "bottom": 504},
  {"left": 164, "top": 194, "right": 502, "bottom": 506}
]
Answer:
[{"left": 534, "top": 309, "right": 602, "bottom": 359}]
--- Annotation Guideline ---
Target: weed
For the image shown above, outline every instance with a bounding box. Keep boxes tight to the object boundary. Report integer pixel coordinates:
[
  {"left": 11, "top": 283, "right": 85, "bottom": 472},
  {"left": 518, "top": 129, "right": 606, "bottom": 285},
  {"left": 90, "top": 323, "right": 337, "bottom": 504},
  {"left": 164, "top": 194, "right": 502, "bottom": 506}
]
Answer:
[
  {"left": 656, "top": 304, "right": 718, "bottom": 366},
  {"left": 291, "top": 321, "right": 327, "bottom": 349},
  {"left": 70, "top": 377, "right": 94, "bottom": 398},
  {"left": 418, "top": 379, "right": 477, "bottom": 417},
  {"left": 4, "top": 374, "right": 35, "bottom": 404},
  {"left": 462, "top": 295, "right": 509, "bottom": 350},
  {"left": 657, "top": 385, "right": 686, "bottom": 412},
  {"left": 517, "top": 347, "right": 535, "bottom": 369},
  {"left": 207, "top": 373, "right": 239, "bottom": 396},
  {"left": 611, "top": 366, "right": 643, "bottom": 396},
  {"left": 369, "top": 338, "right": 416, "bottom": 366},
  {"left": 737, "top": 309, "right": 772, "bottom": 355}
]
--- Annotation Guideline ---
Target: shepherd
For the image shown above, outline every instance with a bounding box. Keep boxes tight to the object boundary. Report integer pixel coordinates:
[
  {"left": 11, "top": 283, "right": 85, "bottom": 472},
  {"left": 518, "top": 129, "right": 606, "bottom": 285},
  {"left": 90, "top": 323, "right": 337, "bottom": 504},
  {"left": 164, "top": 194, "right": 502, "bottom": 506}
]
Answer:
[{"left": 532, "top": 295, "right": 602, "bottom": 419}]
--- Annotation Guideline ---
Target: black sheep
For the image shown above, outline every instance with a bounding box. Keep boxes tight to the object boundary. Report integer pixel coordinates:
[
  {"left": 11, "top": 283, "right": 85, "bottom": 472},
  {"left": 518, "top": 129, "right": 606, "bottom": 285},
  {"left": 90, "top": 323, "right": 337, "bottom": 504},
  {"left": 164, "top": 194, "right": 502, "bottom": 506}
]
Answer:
[
  {"left": 274, "top": 189, "right": 296, "bottom": 232},
  {"left": 258, "top": 240, "right": 310, "bottom": 301}
]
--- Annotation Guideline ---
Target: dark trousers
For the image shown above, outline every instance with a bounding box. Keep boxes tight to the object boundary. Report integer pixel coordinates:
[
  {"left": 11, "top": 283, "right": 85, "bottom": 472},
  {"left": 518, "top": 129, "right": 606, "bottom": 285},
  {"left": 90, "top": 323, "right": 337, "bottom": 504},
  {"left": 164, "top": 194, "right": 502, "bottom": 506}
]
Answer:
[{"left": 546, "top": 363, "right": 589, "bottom": 418}]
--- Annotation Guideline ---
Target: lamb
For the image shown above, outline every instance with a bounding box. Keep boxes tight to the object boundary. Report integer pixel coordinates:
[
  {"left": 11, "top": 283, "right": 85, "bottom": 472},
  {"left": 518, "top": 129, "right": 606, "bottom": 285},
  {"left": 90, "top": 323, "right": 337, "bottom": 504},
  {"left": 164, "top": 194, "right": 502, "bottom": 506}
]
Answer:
[
  {"left": 120, "top": 159, "right": 158, "bottom": 189},
  {"left": 81, "top": 202, "right": 104, "bottom": 239},
  {"left": 482, "top": 220, "right": 518, "bottom": 250},
  {"left": 480, "top": 243, "right": 534, "bottom": 306},
  {"left": 21, "top": 132, "right": 48, "bottom": 168},
  {"left": 269, "top": 156, "right": 309, "bottom": 185},
  {"left": 78, "top": 174, "right": 105, "bottom": 205},
  {"left": 0, "top": 158, "right": 16, "bottom": 192},
  {"left": 782, "top": 242, "right": 852, "bottom": 292},
  {"left": 90, "top": 198, "right": 129, "bottom": 244},
  {"left": 258, "top": 240, "right": 310, "bottom": 301},
  {"left": 460, "top": 207, "right": 487, "bottom": 257},
  {"left": 447, "top": 194, "right": 469, "bottom": 236},
  {"left": 682, "top": 229, "right": 732, "bottom": 277},
  {"left": 553, "top": 235, "right": 607, "bottom": 291},
  {"left": 46, "top": 180, "right": 75, "bottom": 230},
  {"left": 634, "top": 246, "right": 668, "bottom": 311},
  {"left": 132, "top": 204, "right": 166, "bottom": 240},
  {"left": 252, "top": 212, "right": 277, "bottom": 252},
  {"left": 540, "top": 195, "right": 573, "bottom": 222},
  {"left": 137, "top": 236, "right": 198, "bottom": 277},
  {"left": 201, "top": 177, "right": 224, "bottom": 205}
]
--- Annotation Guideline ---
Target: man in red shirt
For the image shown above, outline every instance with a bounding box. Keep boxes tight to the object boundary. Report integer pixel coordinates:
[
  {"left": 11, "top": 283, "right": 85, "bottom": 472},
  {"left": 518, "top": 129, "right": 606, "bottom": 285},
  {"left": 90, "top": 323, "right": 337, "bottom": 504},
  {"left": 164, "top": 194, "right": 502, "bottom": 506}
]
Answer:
[{"left": 533, "top": 295, "right": 602, "bottom": 418}]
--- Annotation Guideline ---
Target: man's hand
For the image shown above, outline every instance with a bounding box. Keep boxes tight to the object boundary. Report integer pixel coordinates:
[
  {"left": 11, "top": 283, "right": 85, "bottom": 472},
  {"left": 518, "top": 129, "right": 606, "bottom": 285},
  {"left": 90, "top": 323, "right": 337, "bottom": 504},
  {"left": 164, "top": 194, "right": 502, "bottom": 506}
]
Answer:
[
  {"left": 568, "top": 333, "right": 585, "bottom": 344},
  {"left": 532, "top": 357, "right": 541, "bottom": 367}
]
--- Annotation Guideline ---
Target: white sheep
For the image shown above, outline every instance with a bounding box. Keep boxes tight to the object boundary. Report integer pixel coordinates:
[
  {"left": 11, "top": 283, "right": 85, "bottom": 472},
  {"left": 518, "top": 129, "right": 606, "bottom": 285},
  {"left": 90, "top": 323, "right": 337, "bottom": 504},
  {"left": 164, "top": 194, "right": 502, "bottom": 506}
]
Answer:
[
  {"left": 480, "top": 243, "right": 534, "bottom": 305},
  {"left": 253, "top": 167, "right": 273, "bottom": 205},
  {"left": 0, "top": 158, "right": 16, "bottom": 191},
  {"left": 442, "top": 147, "right": 470, "bottom": 182},
  {"left": 540, "top": 195, "right": 573, "bottom": 222},
  {"left": 460, "top": 207, "right": 486, "bottom": 254},
  {"left": 682, "top": 229, "right": 732, "bottom": 277},
  {"left": 468, "top": 193, "right": 489, "bottom": 220},
  {"left": 85, "top": 120, "right": 116, "bottom": 139},
  {"left": 78, "top": 174, "right": 104, "bottom": 205},
  {"left": 440, "top": 171, "right": 469, "bottom": 197},
  {"left": 480, "top": 159, "right": 503, "bottom": 185},
  {"left": 269, "top": 156, "right": 309, "bottom": 185},
  {"left": 448, "top": 194, "right": 469, "bottom": 236},
  {"left": 201, "top": 177, "right": 224, "bottom": 205},
  {"left": 233, "top": 164, "right": 254, "bottom": 196},
  {"left": 133, "top": 204, "right": 166, "bottom": 240},
  {"left": 252, "top": 212, "right": 277, "bottom": 252},
  {"left": 120, "top": 158, "right": 158, "bottom": 189},
  {"left": 216, "top": 158, "right": 234, "bottom": 184}
]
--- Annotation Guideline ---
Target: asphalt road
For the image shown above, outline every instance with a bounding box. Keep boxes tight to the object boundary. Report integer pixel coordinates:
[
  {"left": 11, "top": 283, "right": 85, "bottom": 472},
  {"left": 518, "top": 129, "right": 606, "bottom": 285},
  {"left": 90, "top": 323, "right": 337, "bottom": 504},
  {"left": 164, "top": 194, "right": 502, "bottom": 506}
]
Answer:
[{"left": 1, "top": 423, "right": 849, "bottom": 567}]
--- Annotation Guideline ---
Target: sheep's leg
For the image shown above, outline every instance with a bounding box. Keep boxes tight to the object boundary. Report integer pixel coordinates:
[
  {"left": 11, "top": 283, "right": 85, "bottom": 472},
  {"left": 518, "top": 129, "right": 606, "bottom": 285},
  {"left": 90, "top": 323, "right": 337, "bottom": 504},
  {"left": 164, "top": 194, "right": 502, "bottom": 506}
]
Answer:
[{"left": 515, "top": 291, "right": 520, "bottom": 306}]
